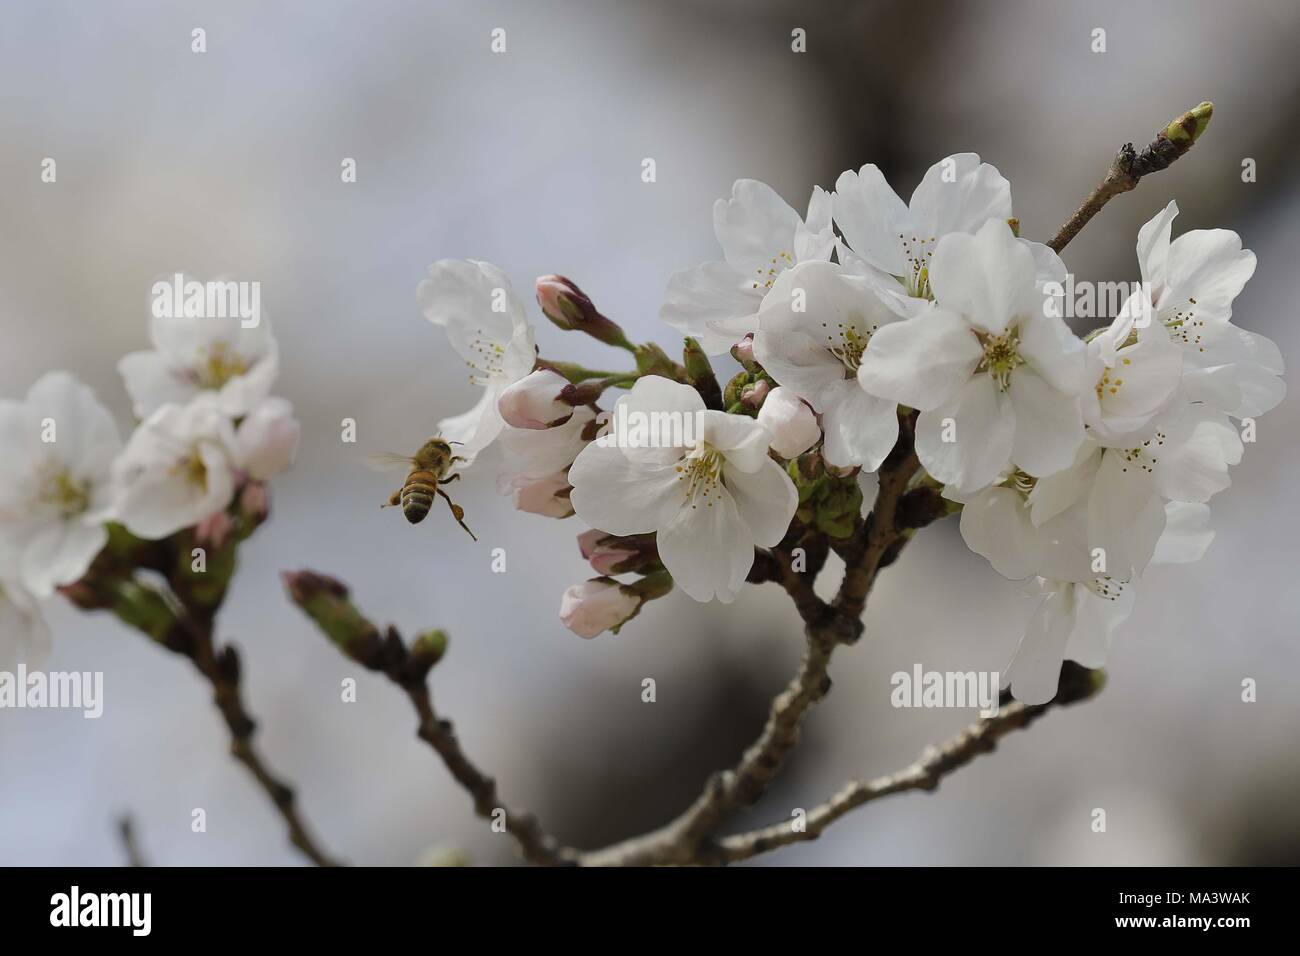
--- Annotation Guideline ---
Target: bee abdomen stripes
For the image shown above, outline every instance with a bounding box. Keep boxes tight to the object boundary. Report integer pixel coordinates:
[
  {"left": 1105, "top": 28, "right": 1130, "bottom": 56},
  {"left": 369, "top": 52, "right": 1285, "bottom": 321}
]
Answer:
[{"left": 400, "top": 469, "right": 443, "bottom": 524}]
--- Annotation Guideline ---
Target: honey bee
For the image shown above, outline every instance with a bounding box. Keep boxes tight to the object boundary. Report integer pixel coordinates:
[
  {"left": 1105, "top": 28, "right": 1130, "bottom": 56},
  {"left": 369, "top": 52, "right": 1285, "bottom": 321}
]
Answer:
[{"left": 368, "top": 438, "right": 476, "bottom": 540}]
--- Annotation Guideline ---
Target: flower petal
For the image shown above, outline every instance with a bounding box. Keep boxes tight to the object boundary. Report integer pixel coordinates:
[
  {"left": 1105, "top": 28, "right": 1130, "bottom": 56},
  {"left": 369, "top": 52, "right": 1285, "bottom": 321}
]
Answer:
[
  {"left": 915, "top": 375, "right": 1014, "bottom": 493},
  {"left": 929, "top": 219, "right": 1041, "bottom": 335},
  {"left": 1008, "top": 368, "right": 1085, "bottom": 478},
  {"left": 655, "top": 487, "right": 752, "bottom": 603},
  {"left": 856, "top": 309, "right": 982, "bottom": 411},
  {"left": 821, "top": 383, "right": 899, "bottom": 471},
  {"left": 724, "top": 458, "right": 797, "bottom": 547},
  {"left": 831, "top": 164, "right": 912, "bottom": 277},
  {"left": 908, "top": 153, "right": 1012, "bottom": 241},
  {"left": 567, "top": 440, "right": 678, "bottom": 536}
]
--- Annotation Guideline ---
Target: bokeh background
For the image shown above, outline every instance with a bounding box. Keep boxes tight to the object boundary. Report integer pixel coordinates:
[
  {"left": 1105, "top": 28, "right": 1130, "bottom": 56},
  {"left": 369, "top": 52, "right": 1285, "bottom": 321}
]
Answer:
[{"left": 2, "top": 0, "right": 1297, "bottom": 866}]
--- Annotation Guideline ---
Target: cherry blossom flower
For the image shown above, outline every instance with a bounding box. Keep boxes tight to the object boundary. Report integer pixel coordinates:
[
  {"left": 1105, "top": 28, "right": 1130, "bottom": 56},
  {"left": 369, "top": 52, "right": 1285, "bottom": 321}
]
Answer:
[
  {"left": 1081, "top": 294, "right": 1183, "bottom": 447},
  {"left": 111, "top": 398, "right": 240, "bottom": 539},
  {"left": 754, "top": 260, "right": 910, "bottom": 470},
  {"left": 1135, "top": 201, "right": 1284, "bottom": 418},
  {"left": 858, "top": 219, "right": 1087, "bottom": 493},
  {"left": 1029, "top": 404, "right": 1242, "bottom": 580},
  {"left": 1003, "top": 577, "right": 1134, "bottom": 705},
  {"left": 418, "top": 260, "right": 537, "bottom": 460},
  {"left": 118, "top": 300, "right": 278, "bottom": 419},
  {"left": 567, "top": 376, "right": 797, "bottom": 602},
  {"left": 497, "top": 406, "right": 595, "bottom": 517},
  {"left": 661, "top": 180, "right": 834, "bottom": 355},
  {"left": 0, "top": 372, "right": 121, "bottom": 596},
  {"left": 233, "top": 396, "right": 300, "bottom": 481}
]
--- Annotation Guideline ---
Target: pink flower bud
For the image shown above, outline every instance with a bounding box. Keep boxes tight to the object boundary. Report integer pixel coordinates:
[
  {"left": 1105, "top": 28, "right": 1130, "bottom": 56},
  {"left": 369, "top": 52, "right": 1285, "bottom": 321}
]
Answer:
[
  {"left": 511, "top": 470, "right": 574, "bottom": 518},
  {"left": 757, "top": 386, "right": 820, "bottom": 458},
  {"left": 234, "top": 397, "right": 300, "bottom": 480},
  {"left": 195, "top": 510, "right": 235, "bottom": 549},
  {"left": 497, "top": 369, "right": 573, "bottom": 430},
  {"left": 577, "top": 529, "right": 640, "bottom": 575},
  {"left": 559, "top": 578, "right": 641, "bottom": 639}
]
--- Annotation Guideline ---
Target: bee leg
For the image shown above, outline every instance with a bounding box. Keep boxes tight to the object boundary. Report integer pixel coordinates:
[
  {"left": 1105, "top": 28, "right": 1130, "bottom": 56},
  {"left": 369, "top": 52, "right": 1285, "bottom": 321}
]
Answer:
[
  {"left": 449, "top": 455, "right": 469, "bottom": 466},
  {"left": 436, "top": 488, "right": 477, "bottom": 541},
  {"left": 382, "top": 488, "right": 401, "bottom": 508},
  {"left": 439, "top": 473, "right": 461, "bottom": 485}
]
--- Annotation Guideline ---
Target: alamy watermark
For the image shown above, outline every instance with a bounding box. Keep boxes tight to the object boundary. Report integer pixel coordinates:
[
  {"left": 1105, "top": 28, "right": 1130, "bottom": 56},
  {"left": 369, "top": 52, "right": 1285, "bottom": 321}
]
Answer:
[
  {"left": 0, "top": 665, "right": 103, "bottom": 718},
  {"left": 151, "top": 273, "right": 261, "bottom": 328},
  {"left": 1042, "top": 275, "right": 1155, "bottom": 324},
  {"left": 891, "top": 664, "right": 1000, "bottom": 717},
  {"left": 595, "top": 404, "right": 706, "bottom": 449}
]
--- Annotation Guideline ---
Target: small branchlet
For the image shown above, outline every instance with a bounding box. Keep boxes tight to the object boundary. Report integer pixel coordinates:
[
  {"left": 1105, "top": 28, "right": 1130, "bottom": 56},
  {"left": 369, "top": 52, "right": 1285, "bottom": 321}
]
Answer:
[{"left": 1047, "top": 101, "right": 1213, "bottom": 253}]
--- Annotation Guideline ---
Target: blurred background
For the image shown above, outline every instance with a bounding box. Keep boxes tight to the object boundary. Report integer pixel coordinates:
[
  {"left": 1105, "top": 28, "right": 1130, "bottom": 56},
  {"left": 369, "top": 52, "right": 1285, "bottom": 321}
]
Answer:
[{"left": 2, "top": 0, "right": 1298, "bottom": 866}]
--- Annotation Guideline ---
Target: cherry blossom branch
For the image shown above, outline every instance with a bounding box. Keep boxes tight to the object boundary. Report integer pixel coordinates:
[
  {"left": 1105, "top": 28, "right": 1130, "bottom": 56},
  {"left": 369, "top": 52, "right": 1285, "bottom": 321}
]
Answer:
[
  {"left": 65, "top": 522, "right": 342, "bottom": 868},
  {"left": 707, "top": 662, "right": 1105, "bottom": 863},
  {"left": 578, "top": 420, "right": 926, "bottom": 866},
  {"left": 282, "top": 571, "right": 579, "bottom": 866},
  {"left": 1046, "top": 101, "right": 1213, "bottom": 253}
]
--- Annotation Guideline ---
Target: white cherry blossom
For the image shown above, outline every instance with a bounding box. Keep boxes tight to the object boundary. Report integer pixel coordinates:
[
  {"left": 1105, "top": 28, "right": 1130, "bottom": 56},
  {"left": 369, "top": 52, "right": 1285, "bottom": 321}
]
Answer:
[
  {"left": 0, "top": 372, "right": 121, "bottom": 596},
  {"left": 233, "top": 396, "right": 300, "bottom": 481},
  {"left": 1134, "top": 201, "right": 1284, "bottom": 418},
  {"left": 118, "top": 303, "right": 278, "bottom": 420},
  {"left": 754, "top": 259, "right": 910, "bottom": 470},
  {"left": 418, "top": 260, "right": 537, "bottom": 460},
  {"left": 567, "top": 376, "right": 797, "bottom": 602},
  {"left": 661, "top": 180, "right": 834, "bottom": 355},
  {"left": 497, "top": 406, "right": 595, "bottom": 517},
  {"left": 1003, "top": 577, "right": 1134, "bottom": 705},
  {"left": 1082, "top": 294, "right": 1183, "bottom": 447},
  {"left": 858, "top": 219, "right": 1087, "bottom": 493},
  {"left": 111, "top": 398, "right": 240, "bottom": 540}
]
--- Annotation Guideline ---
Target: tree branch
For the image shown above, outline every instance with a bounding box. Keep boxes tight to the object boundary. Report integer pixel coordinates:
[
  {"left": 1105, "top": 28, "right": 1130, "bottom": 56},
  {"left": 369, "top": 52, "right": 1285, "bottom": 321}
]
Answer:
[
  {"left": 709, "top": 662, "right": 1105, "bottom": 863},
  {"left": 1046, "top": 101, "right": 1213, "bottom": 253},
  {"left": 180, "top": 606, "right": 343, "bottom": 867},
  {"left": 282, "top": 572, "right": 578, "bottom": 866},
  {"left": 577, "top": 423, "right": 923, "bottom": 866}
]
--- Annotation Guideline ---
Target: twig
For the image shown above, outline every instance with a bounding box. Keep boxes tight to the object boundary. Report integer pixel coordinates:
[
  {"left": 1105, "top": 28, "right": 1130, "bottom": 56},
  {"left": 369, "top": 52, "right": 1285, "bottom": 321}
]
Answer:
[
  {"left": 282, "top": 572, "right": 578, "bottom": 866},
  {"left": 1047, "top": 101, "right": 1213, "bottom": 253},
  {"left": 709, "top": 662, "right": 1105, "bottom": 863},
  {"left": 116, "top": 814, "right": 149, "bottom": 867},
  {"left": 401, "top": 679, "right": 578, "bottom": 866},
  {"left": 179, "top": 610, "right": 343, "bottom": 868}
]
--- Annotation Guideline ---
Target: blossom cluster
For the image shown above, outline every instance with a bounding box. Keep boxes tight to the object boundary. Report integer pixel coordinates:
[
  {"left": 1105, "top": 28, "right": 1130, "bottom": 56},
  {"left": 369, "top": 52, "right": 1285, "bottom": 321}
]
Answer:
[
  {"left": 0, "top": 284, "right": 300, "bottom": 667},
  {"left": 420, "top": 155, "right": 1282, "bottom": 703}
]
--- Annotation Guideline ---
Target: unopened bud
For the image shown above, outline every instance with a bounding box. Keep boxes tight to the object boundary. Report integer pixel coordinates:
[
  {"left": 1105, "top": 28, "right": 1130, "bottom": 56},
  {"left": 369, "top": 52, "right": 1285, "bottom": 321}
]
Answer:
[
  {"left": 731, "top": 333, "right": 761, "bottom": 373},
  {"left": 577, "top": 529, "right": 660, "bottom": 575},
  {"left": 282, "top": 570, "right": 385, "bottom": 667},
  {"left": 559, "top": 577, "right": 642, "bottom": 639},
  {"left": 1165, "top": 100, "right": 1212, "bottom": 145},
  {"left": 536, "top": 275, "right": 632, "bottom": 349},
  {"left": 405, "top": 628, "right": 449, "bottom": 680},
  {"left": 682, "top": 337, "right": 722, "bottom": 409},
  {"left": 498, "top": 369, "right": 574, "bottom": 429},
  {"left": 757, "top": 386, "right": 820, "bottom": 458}
]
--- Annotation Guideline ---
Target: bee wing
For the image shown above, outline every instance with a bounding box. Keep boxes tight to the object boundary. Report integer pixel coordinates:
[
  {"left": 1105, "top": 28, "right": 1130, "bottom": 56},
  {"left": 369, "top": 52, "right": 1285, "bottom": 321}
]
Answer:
[{"left": 363, "top": 452, "right": 416, "bottom": 473}]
